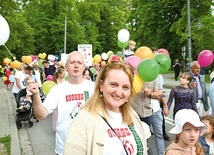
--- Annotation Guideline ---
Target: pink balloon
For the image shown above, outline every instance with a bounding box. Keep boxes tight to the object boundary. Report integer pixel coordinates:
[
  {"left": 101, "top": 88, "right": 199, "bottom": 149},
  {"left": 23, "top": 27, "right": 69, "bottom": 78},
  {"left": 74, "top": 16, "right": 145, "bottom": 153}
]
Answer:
[
  {"left": 197, "top": 50, "right": 213, "bottom": 67},
  {"left": 31, "top": 55, "right": 36, "bottom": 61},
  {"left": 158, "top": 48, "right": 170, "bottom": 56},
  {"left": 46, "top": 75, "right": 53, "bottom": 81},
  {"left": 125, "top": 56, "right": 141, "bottom": 72}
]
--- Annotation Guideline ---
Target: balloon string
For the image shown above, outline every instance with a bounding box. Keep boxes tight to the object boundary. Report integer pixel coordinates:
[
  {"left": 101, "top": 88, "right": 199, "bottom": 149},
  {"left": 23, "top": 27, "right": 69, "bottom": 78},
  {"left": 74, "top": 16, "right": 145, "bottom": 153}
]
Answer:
[{"left": 3, "top": 44, "right": 14, "bottom": 59}]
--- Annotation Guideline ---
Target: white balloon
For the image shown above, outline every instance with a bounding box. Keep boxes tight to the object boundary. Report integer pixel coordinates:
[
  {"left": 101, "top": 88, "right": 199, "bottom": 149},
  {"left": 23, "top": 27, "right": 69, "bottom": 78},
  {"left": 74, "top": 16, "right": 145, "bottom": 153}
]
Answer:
[
  {"left": 0, "top": 15, "right": 10, "bottom": 46},
  {"left": 101, "top": 52, "right": 108, "bottom": 60},
  {"left": 117, "top": 29, "right": 130, "bottom": 43}
]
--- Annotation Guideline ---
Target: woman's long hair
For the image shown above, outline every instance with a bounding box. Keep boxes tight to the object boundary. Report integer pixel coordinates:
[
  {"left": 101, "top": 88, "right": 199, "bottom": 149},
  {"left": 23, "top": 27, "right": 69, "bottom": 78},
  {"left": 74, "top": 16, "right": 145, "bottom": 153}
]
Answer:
[
  {"left": 175, "top": 136, "right": 205, "bottom": 155},
  {"left": 52, "top": 68, "right": 65, "bottom": 84}
]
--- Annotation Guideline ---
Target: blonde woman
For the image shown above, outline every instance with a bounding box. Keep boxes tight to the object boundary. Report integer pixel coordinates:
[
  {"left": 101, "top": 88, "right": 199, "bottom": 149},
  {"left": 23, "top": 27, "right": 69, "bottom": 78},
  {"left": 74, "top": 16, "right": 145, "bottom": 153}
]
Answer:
[{"left": 64, "top": 62, "right": 147, "bottom": 155}]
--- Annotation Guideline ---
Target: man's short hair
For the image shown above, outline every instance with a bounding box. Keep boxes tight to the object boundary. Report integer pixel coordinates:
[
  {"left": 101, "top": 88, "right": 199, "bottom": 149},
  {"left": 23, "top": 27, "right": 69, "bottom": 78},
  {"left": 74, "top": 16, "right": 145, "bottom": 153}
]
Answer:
[{"left": 42, "top": 60, "right": 49, "bottom": 64}]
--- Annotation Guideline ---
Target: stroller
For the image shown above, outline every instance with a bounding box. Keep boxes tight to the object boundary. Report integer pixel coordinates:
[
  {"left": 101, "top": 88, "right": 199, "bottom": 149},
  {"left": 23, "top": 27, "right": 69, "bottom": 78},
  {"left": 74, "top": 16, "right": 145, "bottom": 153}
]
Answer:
[{"left": 15, "top": 88, "right": 46, "bottom": 129}]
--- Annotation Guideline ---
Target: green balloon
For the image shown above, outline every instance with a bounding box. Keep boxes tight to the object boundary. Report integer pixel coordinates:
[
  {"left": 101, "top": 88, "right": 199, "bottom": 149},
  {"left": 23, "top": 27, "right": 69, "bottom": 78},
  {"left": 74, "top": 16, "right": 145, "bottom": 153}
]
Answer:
[
  {"left": 89, "top": 67, "right": 97, "bottom": 75},
  {"left": 65, "top": 75, "right": 69, "bottom": 81},
  {"left": 154, "top": 54, "right": 171, "bottom": 74},
  {"left": 116, "top": 51, "right": 122, "bottom": 57},
  {"left": 39, "top": 59, "right": 44, "bottom": 68},
  {"left": 137, "top": 58, "right": 159, "bottom": 82},
  {"left": 117, "top": 40, "right": 129, "bottom": 49}
]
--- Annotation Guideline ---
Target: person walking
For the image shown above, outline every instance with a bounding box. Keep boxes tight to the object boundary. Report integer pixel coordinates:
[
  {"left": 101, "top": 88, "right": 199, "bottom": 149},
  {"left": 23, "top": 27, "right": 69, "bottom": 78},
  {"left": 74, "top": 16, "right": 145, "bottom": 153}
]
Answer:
[
  {"left": 189, "top": 61, "right": 209, "bottom": 117},
  {"left": 64, "top": 62, "right": 148, "bottom": 155},
  {"left": 26, "top": 51, "right": 95, "bottom": 155},
  {"left": 172, "top": 59, "right": 181, "bottom": 81},
  {"left": 166, "top": 73, "right": 197, "bottom": 119}
]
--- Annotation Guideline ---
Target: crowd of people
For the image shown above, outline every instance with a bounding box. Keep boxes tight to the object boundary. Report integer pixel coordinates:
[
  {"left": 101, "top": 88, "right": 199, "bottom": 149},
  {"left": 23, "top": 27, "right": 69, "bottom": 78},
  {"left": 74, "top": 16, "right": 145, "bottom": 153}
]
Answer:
[{"left": 2, "top": 42, "right": 214, "bottom": 155}]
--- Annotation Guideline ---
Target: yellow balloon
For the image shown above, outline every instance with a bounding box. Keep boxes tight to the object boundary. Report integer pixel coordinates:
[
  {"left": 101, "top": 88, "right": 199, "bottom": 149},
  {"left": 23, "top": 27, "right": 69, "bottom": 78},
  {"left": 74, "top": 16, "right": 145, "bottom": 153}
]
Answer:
[
  {"left": 2, "top": 76, "right": 7, "bottom": 81},
  {"left": 41, "top": 53, "right": 47, "bottom": 59},
  {"left": 133, "top": 75, "right": 143, "bottom": 94},
  {"left": 38, "top": 53, "right": 42, "bottom": 59},
  {"left": 42, "top": 81, "right": 56, "bottom": 95},
  {"left": 94, "top": 54, "right": 101, "bottom": 63},
  {"left": 3, "top": 58, "right": 11, "bottom": 64}
]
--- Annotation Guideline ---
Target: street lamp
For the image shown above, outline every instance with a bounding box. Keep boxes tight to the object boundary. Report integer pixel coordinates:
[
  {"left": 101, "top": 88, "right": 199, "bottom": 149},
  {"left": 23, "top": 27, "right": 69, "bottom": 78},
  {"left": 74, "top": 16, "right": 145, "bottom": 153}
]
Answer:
[
  {"left": 181, "top": 46, "right": 186, "bottom": 73},
  {"left": 187, "top": 0, "right": 202, "bottom": 66}
]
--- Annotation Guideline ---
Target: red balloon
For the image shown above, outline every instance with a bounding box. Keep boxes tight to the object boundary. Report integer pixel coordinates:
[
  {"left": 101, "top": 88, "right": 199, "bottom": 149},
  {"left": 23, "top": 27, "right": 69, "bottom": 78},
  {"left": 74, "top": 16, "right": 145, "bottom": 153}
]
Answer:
[
  {"left": 110, "top": 55, "right": 120, "bottom": 62},
  {"left": 158, "top": 48, "right": 170, "bottom": 56}
]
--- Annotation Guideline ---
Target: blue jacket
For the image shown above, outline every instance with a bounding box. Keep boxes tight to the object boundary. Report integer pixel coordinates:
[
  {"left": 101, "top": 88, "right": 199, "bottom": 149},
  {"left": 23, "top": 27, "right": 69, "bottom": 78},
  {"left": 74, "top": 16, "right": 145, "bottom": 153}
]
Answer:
[
  {"left": 189, "top": 71, "right": 209, "bottom": 111},
  {"left": 198, "top": 136, "right": 210, "bottom": 155}
]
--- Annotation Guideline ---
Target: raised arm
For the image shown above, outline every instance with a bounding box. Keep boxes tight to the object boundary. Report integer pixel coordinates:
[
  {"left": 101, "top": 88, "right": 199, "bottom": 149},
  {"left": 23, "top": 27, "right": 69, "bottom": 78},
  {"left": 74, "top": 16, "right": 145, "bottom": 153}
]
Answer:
[{"left": 26, "top": 77, "right": 49, "bottom": 120}]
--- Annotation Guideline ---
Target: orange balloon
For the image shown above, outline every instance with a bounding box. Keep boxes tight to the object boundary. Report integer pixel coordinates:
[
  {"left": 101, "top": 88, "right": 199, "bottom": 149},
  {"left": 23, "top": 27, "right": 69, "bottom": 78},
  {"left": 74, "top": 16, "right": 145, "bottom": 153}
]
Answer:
[
  {"left": 21, "top": 56, "right": 27, "bottom": 63},
  {"left": 101, "top": 61, "right": 106, "bottom": 67},
  {"left": 13, "top": 60, "right": 20, "bottom": 68},
  {"left": 10, "top": 61, "right": 15, "bottom": 69},
  {"left": 134, "top": 46, "right": 154, "bottom": 60},
  {"left": 133, "top": 75, "right": 143, "bottom": 94},
  {"left": 25, "top": 56, "right": 32, "bottom": 64}
]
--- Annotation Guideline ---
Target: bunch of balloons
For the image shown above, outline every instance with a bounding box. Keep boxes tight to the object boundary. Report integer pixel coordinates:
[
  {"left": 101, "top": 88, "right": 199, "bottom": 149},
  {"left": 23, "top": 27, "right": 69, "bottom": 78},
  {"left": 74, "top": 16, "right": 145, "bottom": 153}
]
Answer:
[{"left": 124, "top": 46, "right": 171, "bottom": 93}]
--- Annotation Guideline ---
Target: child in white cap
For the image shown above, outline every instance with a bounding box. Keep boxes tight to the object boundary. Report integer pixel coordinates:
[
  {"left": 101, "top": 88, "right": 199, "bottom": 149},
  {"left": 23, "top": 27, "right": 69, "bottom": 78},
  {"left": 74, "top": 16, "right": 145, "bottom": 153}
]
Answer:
[{"left": 164, "top": 109, "right": 206, "bottom": 155}]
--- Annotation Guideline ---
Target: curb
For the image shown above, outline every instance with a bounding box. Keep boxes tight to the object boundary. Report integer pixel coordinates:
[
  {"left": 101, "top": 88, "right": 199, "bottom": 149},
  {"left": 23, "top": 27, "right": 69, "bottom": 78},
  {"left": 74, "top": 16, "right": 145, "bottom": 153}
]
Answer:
[{"left": 7, "top": 88, "right": 21, "bottom": 155}]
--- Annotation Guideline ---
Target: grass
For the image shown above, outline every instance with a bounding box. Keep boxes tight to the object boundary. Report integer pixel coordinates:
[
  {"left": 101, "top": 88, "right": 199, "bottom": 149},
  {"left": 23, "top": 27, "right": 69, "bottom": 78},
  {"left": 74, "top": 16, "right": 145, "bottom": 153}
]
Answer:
[{"left": 0, "top": 135, "right": 11, "bottom": 155}]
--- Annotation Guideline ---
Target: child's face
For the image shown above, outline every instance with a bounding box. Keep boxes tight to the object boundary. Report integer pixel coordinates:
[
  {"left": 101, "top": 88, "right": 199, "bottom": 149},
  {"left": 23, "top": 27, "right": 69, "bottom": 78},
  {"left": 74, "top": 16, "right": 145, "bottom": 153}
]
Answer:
[
  {"left": 129, "top": 43, "right": 136, "bottom": 51},
  {"left": 179, "top": 75, "right": 189, "bottom": 85},
  {"left": 202, "top": 119, "right": 214, "bottom": 135},
  {"left": 177, "top": 123, "right": 201, "bottom": 147}
]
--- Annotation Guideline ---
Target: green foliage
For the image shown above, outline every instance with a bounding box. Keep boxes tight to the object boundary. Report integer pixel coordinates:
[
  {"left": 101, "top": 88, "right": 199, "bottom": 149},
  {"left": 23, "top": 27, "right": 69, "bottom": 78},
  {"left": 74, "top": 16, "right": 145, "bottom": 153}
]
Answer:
[{"left": 0, "top": 0, "right": 213, "bottom": 62}]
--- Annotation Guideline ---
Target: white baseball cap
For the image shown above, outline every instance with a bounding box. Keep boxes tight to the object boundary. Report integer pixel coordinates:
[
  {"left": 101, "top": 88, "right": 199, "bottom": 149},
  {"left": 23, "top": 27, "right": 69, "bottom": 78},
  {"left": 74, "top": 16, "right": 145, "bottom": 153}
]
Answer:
[{"left": 169, "top": 109, "right": 206, "bottom": 134}]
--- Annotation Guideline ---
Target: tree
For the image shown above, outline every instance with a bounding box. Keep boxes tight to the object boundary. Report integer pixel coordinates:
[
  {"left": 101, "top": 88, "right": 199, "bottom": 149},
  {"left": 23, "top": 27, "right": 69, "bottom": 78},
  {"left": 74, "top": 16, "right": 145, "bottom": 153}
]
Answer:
[{"left": 0, "top": 0, "right": 35, "bottom": 62}]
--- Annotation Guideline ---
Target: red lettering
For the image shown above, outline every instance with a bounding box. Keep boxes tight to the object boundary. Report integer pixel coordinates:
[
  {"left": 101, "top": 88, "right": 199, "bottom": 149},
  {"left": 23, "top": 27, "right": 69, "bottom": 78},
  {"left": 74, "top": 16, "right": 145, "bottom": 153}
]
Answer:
[
  {"left": 107, "top": 129, "right": 114, "bottom": 137},
  {"left": 65, "top": 93, "right": 85, "bottom": 102}
]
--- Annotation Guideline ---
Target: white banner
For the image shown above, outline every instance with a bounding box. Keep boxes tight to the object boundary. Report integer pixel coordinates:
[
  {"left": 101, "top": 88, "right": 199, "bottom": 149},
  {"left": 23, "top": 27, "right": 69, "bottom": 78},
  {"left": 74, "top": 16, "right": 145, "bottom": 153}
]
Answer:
[{"left": 78, "top": 44, "right": 92, "bottom": 67}]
